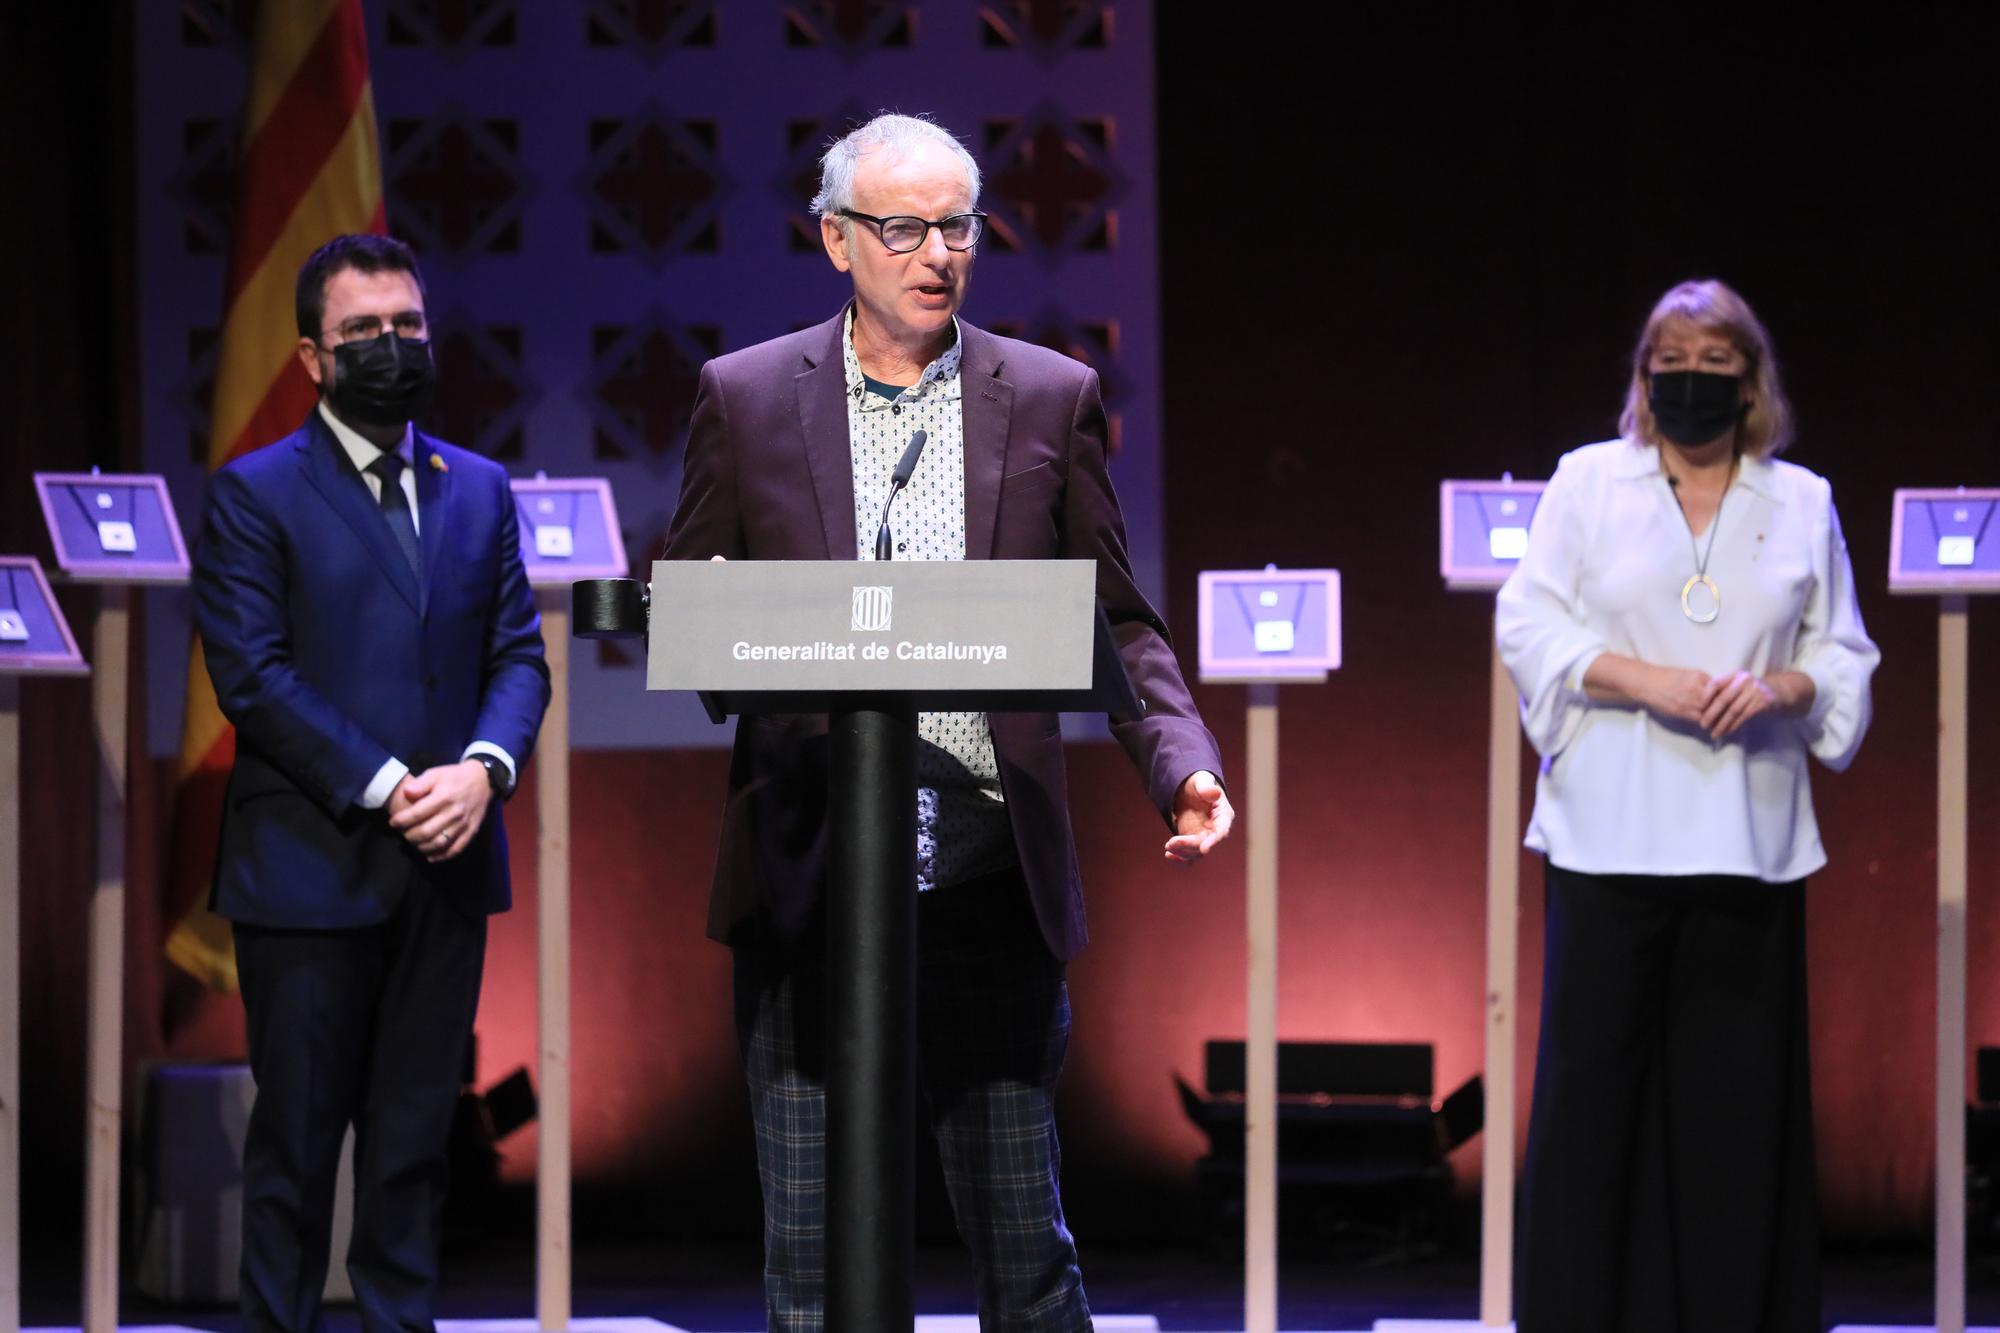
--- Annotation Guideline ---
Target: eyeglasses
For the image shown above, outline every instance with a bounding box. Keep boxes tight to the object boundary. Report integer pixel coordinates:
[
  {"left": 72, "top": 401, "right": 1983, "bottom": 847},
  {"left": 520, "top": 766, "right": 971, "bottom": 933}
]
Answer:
[
  {"left": 839, "top": 210, "right": 986, "bottom": 253},
  {"left": 319, "top": 312, "right": 429, "bottom": 345}
]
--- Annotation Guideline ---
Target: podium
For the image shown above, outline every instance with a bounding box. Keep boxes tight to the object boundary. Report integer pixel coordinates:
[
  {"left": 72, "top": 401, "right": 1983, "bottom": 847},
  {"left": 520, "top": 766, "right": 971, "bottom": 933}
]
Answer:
[
  {"left": 578, "top": 558, "right": 1139, "bottom": 1333},
  {"left": 2, "top": 556, "right": 88, "bottom": 1333},
  {"left": 1883, "top": 487, "right": 2000, "bottom": 1333},
  {"left": 31, "top": 472, "right": 191, "bottom": 1333},
  {"left": 1195, "top": 566, "right": 1340, "bottom": 1333},
  {"left": 1441, "top": 476, "right": 1546, "bottom": 1330},
  {"left": 512, "top": 474, "right": 628, "bottom": 1332}
]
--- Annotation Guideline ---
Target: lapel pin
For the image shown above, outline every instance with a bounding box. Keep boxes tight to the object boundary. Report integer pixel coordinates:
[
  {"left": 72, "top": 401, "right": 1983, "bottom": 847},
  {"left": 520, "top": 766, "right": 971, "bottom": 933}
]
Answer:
[{"left": 429, "top": 453, "right": 448, "bottom": 473}]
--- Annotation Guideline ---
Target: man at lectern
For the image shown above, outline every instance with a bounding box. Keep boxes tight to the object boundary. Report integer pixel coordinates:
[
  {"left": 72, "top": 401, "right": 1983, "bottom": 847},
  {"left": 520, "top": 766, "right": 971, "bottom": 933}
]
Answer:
[
  {"left": 193, "top": 233, "right": 549, "bottom": 1331},
  {"left": 663, "top": 113, "right": 1234, "bottom": 1331}
]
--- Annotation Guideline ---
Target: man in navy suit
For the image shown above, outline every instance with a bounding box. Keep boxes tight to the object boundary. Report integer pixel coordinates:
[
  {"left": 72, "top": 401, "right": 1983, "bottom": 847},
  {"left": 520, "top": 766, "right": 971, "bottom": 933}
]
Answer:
[
  {"left": 194, "top": 234, "right": 548, "bottom": 1332},
  {"left": 664, "top": 114, "right": 1233, "bottom": 1332}
]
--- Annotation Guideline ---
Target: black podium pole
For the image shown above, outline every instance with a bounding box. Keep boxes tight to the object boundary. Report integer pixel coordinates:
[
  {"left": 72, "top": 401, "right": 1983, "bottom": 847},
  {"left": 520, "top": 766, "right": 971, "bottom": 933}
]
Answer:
[{"left": 825, "top": 700, "right": 918, "bottom": 1333}]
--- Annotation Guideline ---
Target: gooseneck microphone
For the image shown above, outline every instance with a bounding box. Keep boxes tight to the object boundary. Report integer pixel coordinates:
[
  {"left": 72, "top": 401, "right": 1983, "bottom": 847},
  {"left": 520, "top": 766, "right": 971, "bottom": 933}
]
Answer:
[{"left": 872, "top": 429, "right": 928, "bottom": 560}]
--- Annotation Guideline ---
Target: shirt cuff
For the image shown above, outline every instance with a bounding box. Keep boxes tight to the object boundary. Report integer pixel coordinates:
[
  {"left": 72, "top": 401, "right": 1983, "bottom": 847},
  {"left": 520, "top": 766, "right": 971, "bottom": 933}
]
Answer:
[
  {"left": 1798, "top": 661, "right": 1837, "bottom": 730},
  {"left": 360, "top": 758, "right": 410, "bottom": 810},
  {"left": 462, "top": 741, "right": 517, "bottom": 793},
  {"left": 1563, "top": 647, "right": 1606, "bottom": 696}
]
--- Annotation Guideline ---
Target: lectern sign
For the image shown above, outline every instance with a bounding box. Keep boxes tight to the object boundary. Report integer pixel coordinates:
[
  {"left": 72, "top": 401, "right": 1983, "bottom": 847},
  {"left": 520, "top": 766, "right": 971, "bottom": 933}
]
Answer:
[
  {"left": 1197, "top": 567, "right": 1341, "bottom": 681},
  {"left": 33, "top": 472, "right": 190, "bottom": 583},
  {"left": 649, "top": 559, "right": 1095, "bottom": 694},
  {"left": 0, "top": 556, "right": 87, "bottom": 674},
  {"left": 511, "top": 476, "right": 628, "bottom": 588},
  {"left": 1889, "top": 487, "right": 2000, "bottom": 594},
  {"left": 1439, "top": 477, "right": 1547, "bottom": 591}
]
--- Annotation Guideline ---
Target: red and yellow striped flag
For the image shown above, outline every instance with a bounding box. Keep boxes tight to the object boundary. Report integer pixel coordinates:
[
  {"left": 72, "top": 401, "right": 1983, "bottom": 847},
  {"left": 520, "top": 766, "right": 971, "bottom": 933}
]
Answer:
[{"left": 165, "top": 0, "right": 385, "bottom": 990}]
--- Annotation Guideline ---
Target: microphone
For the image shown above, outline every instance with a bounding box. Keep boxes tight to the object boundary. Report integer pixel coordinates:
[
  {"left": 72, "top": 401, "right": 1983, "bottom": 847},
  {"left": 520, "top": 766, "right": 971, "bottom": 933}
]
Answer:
[{"left": 872, "top": 429, "right": 928, "bottom": 560}]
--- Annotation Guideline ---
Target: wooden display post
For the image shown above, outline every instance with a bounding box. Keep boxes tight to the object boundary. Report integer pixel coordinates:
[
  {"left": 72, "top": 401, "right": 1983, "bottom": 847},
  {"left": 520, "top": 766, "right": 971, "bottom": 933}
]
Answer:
[
  {"left": 510, "top": 475, "right": 626, "bottom": 1333},
  {"left": 1883, "top": 486, "right": 2000, "bottom": 1333},
  {"left": 1197, "top": 566, "right": 1342, "bottom": 1333},
  {"left": 0, "top": 556, "right": 90, "bottom": 1333},
  {"left": 32, "top": 475, "right": 190, "bottom": 1333},
  {"left": 1442, "top": 476, "right": 1546, "bottom": 1329}
]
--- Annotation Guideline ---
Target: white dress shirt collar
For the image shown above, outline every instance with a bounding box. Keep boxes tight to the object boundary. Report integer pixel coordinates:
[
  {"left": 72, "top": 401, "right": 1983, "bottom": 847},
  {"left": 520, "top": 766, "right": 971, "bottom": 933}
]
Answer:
[
  {"left": 318, "top": 401, "right": 418, "bottom": 534},
  {"left": 840, "top": 305, "right": 963, "bottom": 406},
  {"left": 318, "top": 399, "right": 414, "bottom": 475},
  {"left": 1612, "top": 437, "right": 1785, "bottom": 505}
]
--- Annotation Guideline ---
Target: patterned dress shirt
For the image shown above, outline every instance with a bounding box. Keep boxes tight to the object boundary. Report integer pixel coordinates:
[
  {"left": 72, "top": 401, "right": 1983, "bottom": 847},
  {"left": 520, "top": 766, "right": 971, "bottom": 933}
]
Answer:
[{"left": 842, "top": 308, "right": 1016, "bottom": 892}]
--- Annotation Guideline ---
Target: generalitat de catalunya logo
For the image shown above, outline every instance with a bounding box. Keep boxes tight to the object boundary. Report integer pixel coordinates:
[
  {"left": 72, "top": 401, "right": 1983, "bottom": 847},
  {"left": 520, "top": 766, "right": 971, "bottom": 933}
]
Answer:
[{"left": 851, "top": 585, "right": 892, "bottom": 633}]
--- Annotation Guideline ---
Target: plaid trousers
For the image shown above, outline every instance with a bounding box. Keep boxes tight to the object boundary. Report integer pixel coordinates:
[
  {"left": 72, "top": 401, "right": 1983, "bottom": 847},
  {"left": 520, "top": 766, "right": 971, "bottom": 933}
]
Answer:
[{"left": 734, "top": 870, "right": 1093, "bottom": 1333}]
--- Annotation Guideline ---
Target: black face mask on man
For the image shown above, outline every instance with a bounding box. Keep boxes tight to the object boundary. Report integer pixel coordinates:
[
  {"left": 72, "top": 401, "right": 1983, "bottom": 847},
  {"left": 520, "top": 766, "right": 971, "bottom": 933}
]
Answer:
[
  {"left": 1649, "top": 370, "right": 1745, "bottom": 447},
  {"left": 325, "top": 331, "right": 436, "bottom": 429}
]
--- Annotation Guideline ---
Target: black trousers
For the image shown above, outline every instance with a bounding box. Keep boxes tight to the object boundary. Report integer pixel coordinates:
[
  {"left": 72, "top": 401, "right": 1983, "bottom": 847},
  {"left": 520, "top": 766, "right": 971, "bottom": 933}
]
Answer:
[
  {"left": 1517, "top": 861, "right": 1819, "bottom": 1333},
  {"left": 233, "top": 886, "right": 486, "bottom": 1333}
]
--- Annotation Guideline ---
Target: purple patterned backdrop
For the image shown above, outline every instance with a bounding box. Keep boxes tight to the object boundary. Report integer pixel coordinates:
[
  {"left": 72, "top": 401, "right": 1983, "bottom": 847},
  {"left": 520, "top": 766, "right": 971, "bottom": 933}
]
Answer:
[{"left": 135, "top": 0, "right": 1163, "bottom": 752}]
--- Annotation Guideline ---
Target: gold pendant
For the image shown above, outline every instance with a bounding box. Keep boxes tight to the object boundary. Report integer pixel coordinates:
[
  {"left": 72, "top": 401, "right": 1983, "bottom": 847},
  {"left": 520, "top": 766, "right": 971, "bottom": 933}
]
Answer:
[{"left": 1681, "top": 573, "right": 1720, "bottom": 624}]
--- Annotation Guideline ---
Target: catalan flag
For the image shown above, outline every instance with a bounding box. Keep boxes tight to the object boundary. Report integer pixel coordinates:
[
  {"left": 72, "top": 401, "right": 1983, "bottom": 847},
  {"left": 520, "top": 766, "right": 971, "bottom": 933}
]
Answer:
[{"left": 165, "top": 0, "right": 385, "bottom": 990}]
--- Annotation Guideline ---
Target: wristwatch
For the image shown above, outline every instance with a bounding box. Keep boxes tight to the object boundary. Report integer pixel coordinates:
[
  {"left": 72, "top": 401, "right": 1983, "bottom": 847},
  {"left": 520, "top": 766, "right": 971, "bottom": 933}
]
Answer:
[{"left": 471, "top": 753, "right": 510, "bottom": 799}]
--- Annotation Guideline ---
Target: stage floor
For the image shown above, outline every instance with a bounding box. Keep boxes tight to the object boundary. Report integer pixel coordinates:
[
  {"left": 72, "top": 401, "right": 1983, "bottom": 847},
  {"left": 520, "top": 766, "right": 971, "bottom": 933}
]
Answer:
[{"left": 20, "top": 1238, "right": 2000, "bottom": 1331}]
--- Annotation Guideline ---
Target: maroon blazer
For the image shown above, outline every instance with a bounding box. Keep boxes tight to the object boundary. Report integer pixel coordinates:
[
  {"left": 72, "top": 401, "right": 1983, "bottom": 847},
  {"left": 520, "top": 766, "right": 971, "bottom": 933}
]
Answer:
[{"left": 663, "top": 309, "right": 1223, "bottom": 960}]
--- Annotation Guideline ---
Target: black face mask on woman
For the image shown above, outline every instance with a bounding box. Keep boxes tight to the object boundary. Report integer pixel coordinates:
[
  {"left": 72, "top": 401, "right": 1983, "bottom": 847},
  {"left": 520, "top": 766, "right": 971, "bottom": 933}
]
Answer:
[
  {"left": 326, "top": 331, "right": 436, "bottom": 429},
  {"left": 1649, "top": 370, "right": 1745, "bottom": 447}
]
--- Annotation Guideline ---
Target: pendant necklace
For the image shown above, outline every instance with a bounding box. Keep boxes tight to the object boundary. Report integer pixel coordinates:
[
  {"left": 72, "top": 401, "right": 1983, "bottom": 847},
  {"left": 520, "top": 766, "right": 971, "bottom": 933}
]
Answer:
[{"left": 1667, "top": 453, "right": 1736, "bottom": 624}]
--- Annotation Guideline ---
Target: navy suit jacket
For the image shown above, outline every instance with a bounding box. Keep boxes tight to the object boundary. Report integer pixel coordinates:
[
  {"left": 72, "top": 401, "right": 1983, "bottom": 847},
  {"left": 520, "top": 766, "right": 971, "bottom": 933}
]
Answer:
[
  {"left": 194, "top": 409, "right": 549, "bottom": 929},
  {"left": 663, "top": 310, "right": 1224, "bottom": 960}
]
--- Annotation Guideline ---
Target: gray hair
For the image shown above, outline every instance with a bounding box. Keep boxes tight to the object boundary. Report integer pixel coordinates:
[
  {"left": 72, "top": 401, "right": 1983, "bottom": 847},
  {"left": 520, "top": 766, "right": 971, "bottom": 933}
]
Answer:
[{"left": 809, "top": 113, "right": 982, "bottom": 220}]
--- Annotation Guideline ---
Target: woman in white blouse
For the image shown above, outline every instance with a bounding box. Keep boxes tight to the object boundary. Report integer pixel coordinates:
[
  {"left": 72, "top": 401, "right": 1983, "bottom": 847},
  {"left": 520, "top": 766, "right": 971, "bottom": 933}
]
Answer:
[{"left": 1497, "top": 278, "right": 1878, "bottom": 1333}]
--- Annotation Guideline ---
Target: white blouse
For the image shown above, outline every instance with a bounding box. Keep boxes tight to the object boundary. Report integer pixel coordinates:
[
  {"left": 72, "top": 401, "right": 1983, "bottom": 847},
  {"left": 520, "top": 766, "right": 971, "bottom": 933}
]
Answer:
[{"left": 1496, "top": 439, "right": 1879, "bottom": 883}]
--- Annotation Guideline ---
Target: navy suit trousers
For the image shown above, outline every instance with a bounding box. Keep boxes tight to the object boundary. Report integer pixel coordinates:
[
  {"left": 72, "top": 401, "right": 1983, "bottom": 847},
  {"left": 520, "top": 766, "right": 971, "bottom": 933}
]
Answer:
[{"left": 234, "top": 885, "right": 486, "bottom": 1333}]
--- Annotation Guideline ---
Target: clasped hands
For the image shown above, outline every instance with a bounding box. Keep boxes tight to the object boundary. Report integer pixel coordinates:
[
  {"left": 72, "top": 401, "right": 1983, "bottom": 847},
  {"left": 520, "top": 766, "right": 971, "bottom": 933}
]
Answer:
[
  {"left": 388, "top": 760, "right": 492, "bottom": 863},
  {"left": 1643, "top": 667, "right": 1800, "bottom": 741}
]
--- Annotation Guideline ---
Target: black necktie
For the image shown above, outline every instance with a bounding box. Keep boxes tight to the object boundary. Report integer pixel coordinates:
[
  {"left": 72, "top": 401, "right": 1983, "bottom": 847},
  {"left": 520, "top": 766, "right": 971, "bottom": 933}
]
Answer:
[{"left": 366, "top": 453, "right": 422, "bottom": 580}]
